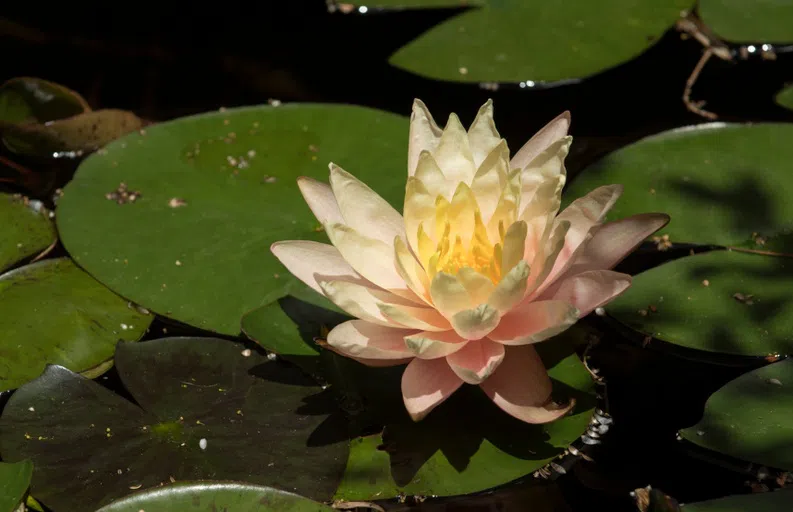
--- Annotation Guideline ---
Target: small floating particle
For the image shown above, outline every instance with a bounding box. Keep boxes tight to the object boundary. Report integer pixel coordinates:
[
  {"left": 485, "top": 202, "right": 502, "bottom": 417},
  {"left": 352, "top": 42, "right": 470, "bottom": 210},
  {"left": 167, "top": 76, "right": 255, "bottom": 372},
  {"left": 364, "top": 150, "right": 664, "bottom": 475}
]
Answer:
[
  {"left": 120, "top": 324, "right": 129, "bottom": 330},
  {"left": 28, "top": 406, "right": 35, "bottom": 412},
  {"left": 263, "top": 175, "right": 277, "bottom": 184},
  {"left": 241, "top": 349, "right": 252, "bottom": 357},
  {"left": 638, "top": 309, "right": 648, "bottom": 316},
  {"left": 649, "top": 188, "right": 656, "bottom": 194},
  {"left": 223, "top": 119, "right": 230, "bottom": 125},
  {"left": 199, "top": 438, "right": 208, "bottom": 450},
  {"left": 702, "top": 279, "right": 710, "bottom": 287},
  {"left": 247, "top": 149, "right": 256, "bottom": 158},
  {"left": 129, "top": 484, "right": 142, "bottom": 490},
  {"left": 769, "top": 378, "right": 782, "bottom": 386},
  {"left": 117, "top": 469, "right": 123, "bottom": 475},
  {"left": 308, "top": 144, "right": 318, "bottom": 153},
  {"left": 175, "top": 260, "right": 182, "bottom": 266},
  {"left": 458, "top": 67, "right": 468, "bottom": 75},
  {"left": 219, "top": 106, "right": 227, "bottom": 112},
  {"left": 733, "top": 292, "right": 755, "bottom": 305},
  {"left": 139, "top": 129, "right": 147, "bottom": 136},
  {"left": 236, "top": 410, "right": 243, "bottom": 416},
  {"left": 652, "top": 234, "right": 672, "bottom": 251},
  {"left": 168, "top": 198, "right": 187, "bottom": 208},
  {"left": 273, "top": 273, "right": 280, "bottom": 279},
  {"left": 268, "top": 98, "right": 282, "bottom": 107},
  {"left": 697, "top": 430, "right": 705, "bottom": 436}
]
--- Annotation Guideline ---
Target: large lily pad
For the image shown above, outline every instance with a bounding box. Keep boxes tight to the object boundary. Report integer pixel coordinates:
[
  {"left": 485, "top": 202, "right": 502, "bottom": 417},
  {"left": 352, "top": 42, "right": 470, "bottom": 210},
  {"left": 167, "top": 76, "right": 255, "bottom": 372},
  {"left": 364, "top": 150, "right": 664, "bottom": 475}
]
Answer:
[
  {"left": 0, "top": 192, "right": 56, "bottom": 272},
  {"left": 57, "top": 104, "right": 409, "bottom": 335},
  {"left": 684, "top": 489, "right": 793, "bottom": 512},
  {"left": 606, "top": 250, "right": 793, "bottom": 357},
  {"left": 95, "top": 482, "right": 334, "bottom": 512},
  {"left": 698, "top": 0, "right": 793, "bottom": 43},
  {"left": 565, "top": 123, "right": 793, "bottom": 247},
  {"left": 0, "top": 337, "right": 348, "bottom": 511},
  {"left": 0, "top": 258, "right": 151, "bottom": 392},
  {"left": 776, "top": 84, "right": 793, "bottom": 112},
  {"left": 680, "top": 359, "right": 793, "bottom": 470},
  {"left": 388, "top": 0, "right": 691, "bottom": 83},
  {"left": 243, "top": 295, "right": 594, "bottom": 499},
  {"left": 0, "top": 460, "right": 33, "bottom": 512}
]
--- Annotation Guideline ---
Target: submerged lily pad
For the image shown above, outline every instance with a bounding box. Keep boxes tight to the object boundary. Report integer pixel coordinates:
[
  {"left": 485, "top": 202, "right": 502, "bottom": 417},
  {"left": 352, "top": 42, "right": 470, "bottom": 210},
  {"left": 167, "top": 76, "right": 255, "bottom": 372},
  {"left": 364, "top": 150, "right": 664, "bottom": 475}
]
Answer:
[
  {"left": 606, "top": 250, "right": 793, "bottom": 357},
  {"left": 776, "top": 85, "right": 793, "bottom": 112},
  {"left": 0, "top": 460, "right": 33, "bottom": 512},
  {"left": 565, "top": 123, "right": 793, "bottom": 248},
  {"left": 388, "top": 0, "right": 691, "bottom": 83},
  {"left": 0, "top": 337, "right": 348, "bottom": 511},
  {"left": 698, "top": 0, "right": 793, "bottom": 43},
  {"left": 680, "top": 359, "right": 793, "bottom": 470},
  {"left": 96, "top": 482, "right": 334, "bottom": 512},
  {"left": 245, "top": 292, "right": 594, "bottom": 499},
  {"left": 0, "top": 192, "right": 56, "bottom": 272},
  {"left": 0, "top": 258, "right": 151, "bottom": 392},
  {"left": 0, "top": 77, "right": 88, "bottom": 126},
  {"left": 57, "top": 104, "right": 409, "bottom": 335},
  {"left": 684, "top": 489, "right": 793, "bottom": 512}
]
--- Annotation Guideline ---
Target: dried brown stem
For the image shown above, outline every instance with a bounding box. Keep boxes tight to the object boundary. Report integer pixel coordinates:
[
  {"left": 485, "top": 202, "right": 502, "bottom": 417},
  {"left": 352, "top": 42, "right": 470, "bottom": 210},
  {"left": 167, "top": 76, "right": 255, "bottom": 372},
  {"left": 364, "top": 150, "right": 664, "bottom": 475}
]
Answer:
[{"left": 683, "top": 48, "right": 718, "bottom": 120}]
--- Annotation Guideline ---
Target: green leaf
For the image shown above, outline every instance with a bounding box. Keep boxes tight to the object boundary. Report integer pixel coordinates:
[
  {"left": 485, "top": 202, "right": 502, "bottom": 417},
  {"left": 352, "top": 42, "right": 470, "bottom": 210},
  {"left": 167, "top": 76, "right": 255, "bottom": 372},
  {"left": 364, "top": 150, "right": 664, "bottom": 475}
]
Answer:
[
  {"left": 565, "top": 123, "right": 793, "bottom": 248},
  {"left": 606, "top": 250, "right": 793, "bottom": 357},
  {"left": 3, "top": 109, "right": 145, "bottom": 158},
  {"left": 0, "top": 192, "right": 56, "bottom": 272},
  {"left": 0, "top": 460, "right": 33, "bottom": 512},
  {"left": 680, "top": 359, "right": 793, "bottom": 470},
  {"left": 684, "top": 489, "right": 793, "bottom": 512},
  {"left": 0, "top": 337, "right": 348, "bottom": 511},
  {"left": 0, "top": 77, "right": 89, "bottom": 125},
  {"left": 699, "top": 0, "right": 793, "bottom": 43},
  {"left": 388, "top": 0, "right": 691, "bottom": 83},
  {"left": 0, "top": 258, "right": 151, "bottom": 392},
  {"left": 776, "top": 84, "right": 793, "bottom": 112},
  {"left": 95, "top": 482, "right": 334, "bottom": 512},
  {"left": 57, "top": 104, "right": 409, "bottom": 335}
]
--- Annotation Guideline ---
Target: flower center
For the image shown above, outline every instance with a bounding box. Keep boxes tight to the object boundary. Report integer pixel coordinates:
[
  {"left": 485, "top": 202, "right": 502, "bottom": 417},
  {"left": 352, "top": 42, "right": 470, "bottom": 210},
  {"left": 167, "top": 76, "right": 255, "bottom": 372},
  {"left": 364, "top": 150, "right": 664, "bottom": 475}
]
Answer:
[{"left": 430, "top": 211, "right": 503, "bottom": 284}]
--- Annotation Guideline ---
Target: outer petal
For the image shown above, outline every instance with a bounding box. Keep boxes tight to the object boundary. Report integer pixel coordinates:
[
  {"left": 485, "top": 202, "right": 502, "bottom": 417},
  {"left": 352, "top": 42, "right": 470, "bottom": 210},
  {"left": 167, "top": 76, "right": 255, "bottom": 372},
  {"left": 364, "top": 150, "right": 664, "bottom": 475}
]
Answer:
[
  {"left": 526, "top": 221, "right": 570, "bottom": 297},
  {"left": 510, "top": 111, "right": 571, "bottom": 171},
  {"left": 404, "top": 329, "right": 469, "bottom": 359},
  {"left": 408, "top": 99, "right": 443, "bottom": 176},
  {"left": 488, "top": 300, "right": 579, "bottom": 345},
  {"left": 467, "top": 99, "right": 502, "bottom": 168},
  {"left": 320, "top": 280, "right": 414, "bottom": 327},
  {"left": 470, "top": 140, "right": 509, "bottom": 222},
  {"left": 297, "top": 177, "right": 344, "bottom": 225},
  {"left": 480, "top": 345, "right": 575, "bottom": 424},
  {"left": 271, "top": 241, "right": 365, "bottom": 294},
  {"left": 327, "top": 320, "right": 415, "bottom": 359},
  {"left": 404, "top": 177, "right": 436, "bottom": 255},
  {"left": 518, "top": 136, "right": 571, "bottom": 206},
  {"left": 402, "top": 357, "right": 464, "bottom": 421},
  {"left": 329, "top": 164, "right": 404, "bottom": 245},
  {"left": 326, "top": 223, "right": 418, "bottom": 302},
  {"left": 430, "top": 272, "right": 473, "bottom": 318},
  {"left": 379, "top": 303, "right": 452, "bottom": 332},
  {"left": 446, "top": 338, "right": 505, "bottom": 384},
  {"left": 487, "top": 260, "right": 530, "bottom": 313},
  {"left": 450, "top": 304, "right": 500, "bottom": 340},
  {"left": 566, "top": 213, "right": 670, "bottom": 275},
  {"left": 434, "top": 113, "right": 476, "bottom": 185},
  {"left": 542, "top": 270, "right": 631, "bottom": 317}
]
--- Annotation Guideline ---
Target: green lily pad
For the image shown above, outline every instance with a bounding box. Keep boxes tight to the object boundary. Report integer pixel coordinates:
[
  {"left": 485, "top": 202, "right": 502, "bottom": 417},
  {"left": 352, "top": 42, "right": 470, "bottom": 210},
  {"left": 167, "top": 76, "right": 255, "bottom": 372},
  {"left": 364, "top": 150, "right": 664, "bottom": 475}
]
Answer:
[
  {"left": 0, "top": 192, "right": 56, "bottom": 272},
  {"left": 0, "top": 337, "right": 348, "bottom": 511},
  {"left": 0, "top": 460, "right": 33, "bottom": 512},
  {"left": 565, "top": 123, "right": 793, "bottom": 248},
  {"left": 680, "top": 359, "right": 793, "bottom": 470},
  {"left": 56, "top": 104, "right": 409, "bottom": 335},
  {"left": 0, "top": 77, "right": 89, "bottom": 125},
  {"left": 606, "top": 250, "right": 793, "bottom": 357},
  {"left": 3, "top": 109, "right": 145, "bottom": 158},
  {"left": 388, "top": 0, "right": 691, "bottom": 83},
  {"left": 698, "top": 0, "right": 793, "bottom": 43},
  {"left": 684, "top": 489, "right": 793, "bottom": 512},
  {"left": 95, "top": 482, "right": 334, "bottom": 512},
  {"left": 0, "top": 258, "right": 151, "bottom": 392},
  {"left": 776, "top": 85, "right": 793, "bottom": 112},
  {"left": 243, "top": 292, "right": 595, "bottom": 499}
]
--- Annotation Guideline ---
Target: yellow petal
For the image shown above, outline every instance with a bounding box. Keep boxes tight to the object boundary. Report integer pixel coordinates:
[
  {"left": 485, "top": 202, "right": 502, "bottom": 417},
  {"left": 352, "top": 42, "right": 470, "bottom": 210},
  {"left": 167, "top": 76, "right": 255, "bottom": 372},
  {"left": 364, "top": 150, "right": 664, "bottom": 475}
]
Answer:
[
  {"left": 471, "top": 140, "right": 509, "bottom": 222},
  {"left": 415, "top": 151, "right": 452, "bottom": 199},
  {"left": 329, "top": 164, "right": 404, "bottom": 245},
  {"left": 467, "top": 99, "right": 502, "bottom": 167},
  {"left": 430, "top": 271, "right": 473, "bottom": 318},
  {"left": 408, "top": 99, "right": 443, "bottom": 176},
  {"left": 486, "top": 171, "right": 520, "bottom": 242},
  {"left": 434, "top": 113, "right": 476, "bottom": 184},
  {"left": 457, "top": 267, "right": 496, "bottom": 305},
  {"left": 448, "top": 182, "right": 478, "bottom": 246},
  {"left": 501, "top": 220, "right": 527, "bottom": 275},
  {"left": 404, "top": 177, "right": 436, "bottom": 255}
]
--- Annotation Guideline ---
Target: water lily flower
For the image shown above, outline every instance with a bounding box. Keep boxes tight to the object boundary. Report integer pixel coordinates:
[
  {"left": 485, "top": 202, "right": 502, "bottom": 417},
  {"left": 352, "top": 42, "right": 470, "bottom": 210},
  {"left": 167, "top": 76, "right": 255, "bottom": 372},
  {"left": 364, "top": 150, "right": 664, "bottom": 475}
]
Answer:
[{"left": 272, "top": 100, "right": 668, "bottom": 424}]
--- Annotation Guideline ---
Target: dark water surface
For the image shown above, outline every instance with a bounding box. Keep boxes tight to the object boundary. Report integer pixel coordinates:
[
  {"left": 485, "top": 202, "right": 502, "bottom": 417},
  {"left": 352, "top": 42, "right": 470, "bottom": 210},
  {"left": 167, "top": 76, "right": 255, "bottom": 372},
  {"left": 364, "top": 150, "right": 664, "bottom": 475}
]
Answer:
[{"left": 3, "top": 3, "right": 793, "bottom": 511}]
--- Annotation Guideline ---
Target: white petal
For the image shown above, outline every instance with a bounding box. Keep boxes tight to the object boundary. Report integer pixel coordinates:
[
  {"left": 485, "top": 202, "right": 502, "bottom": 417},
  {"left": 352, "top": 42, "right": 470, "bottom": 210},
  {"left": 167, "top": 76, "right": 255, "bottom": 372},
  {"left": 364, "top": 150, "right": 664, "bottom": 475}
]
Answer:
[
  {"left": 404, "top": 329, "right": 469, "bottom": 359},
  {"left": 271, "top": 241, "right": 365, "bottom": 295},
  {"left": 408, "top": 99, "right": 442, "bottom": 177},
  {"left": 467, "top": 99, "right": 502, "bottom": 168},
  {"left": 488, "top": 260, "right": 530, "bottom": 313},
  {"left": 541, "top": 270, "right": 631, "bottom": 317},
  {"left": 471, "top": 140, "right": 510, "bottom": 222},
  {"left": 320, "top": 280, "right": 414, "bottom": 327},
  {"left": 450, "top": 304, "right": 500, "bottom": 340},
  {"left": 394, "top": 236, "right": 431, "bottom": 303},
  {"left": 510, "top": 111, "right": 571, "bottom": 171},
  {"left": 430, "top": 272, "right": 473, "bottom": 318},
  {"left": 379, "top": 303, "right": 452, "bottom": 332},
  {"left": 327, "top": 320, "right": 414, "bottom": 359},
  {"left": 434, "top": 113, "right": 476, "bottom": 184},
  {"left": 297, "top": 177, "right": 344, "bottom": 225}
]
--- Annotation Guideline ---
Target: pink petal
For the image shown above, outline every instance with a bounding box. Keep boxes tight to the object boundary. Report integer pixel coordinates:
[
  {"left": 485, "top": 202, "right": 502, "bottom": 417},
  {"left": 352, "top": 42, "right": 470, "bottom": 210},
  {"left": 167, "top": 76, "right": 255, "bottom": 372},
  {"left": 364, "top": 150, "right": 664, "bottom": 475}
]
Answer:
[
  {"left": 510, "top": 111, "right": 571, "bottom": 171},
  {"left": 404, "top": 330, "right": 469, "bottom": 359},
  {"left": 401, "top": 357, "right": 463, "bottom": 421},
  {"left": 565, "top": 213, "right": 670, "bottom": 275},
  {"left": 446, "top": 338, "right": 505, "bottom": 384},
  {"left": 297, "top": 177, "right": 344, "bottom": 225},
  {"left": 326, "top": 320, "right": 414, "bottom": 360},
  {"left": 541, "top": 270, "right": 631, "bottom": 317},
  {"left": 488, "top": 300, "right": 579, "bottom": 345},
  {"left": 480, "top": 345, "right": 575, "bottom": 424},
  {"left": 270, "top": 241, "right": 366, "bottom": 294}
]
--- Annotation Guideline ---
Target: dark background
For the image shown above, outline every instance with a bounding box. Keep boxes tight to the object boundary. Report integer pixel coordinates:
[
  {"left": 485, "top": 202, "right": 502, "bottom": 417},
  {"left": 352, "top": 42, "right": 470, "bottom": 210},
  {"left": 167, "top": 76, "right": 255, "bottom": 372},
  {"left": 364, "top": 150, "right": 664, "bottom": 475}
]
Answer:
[{"left": 2, "top": 3, "right": 793, "bottom": 510}]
